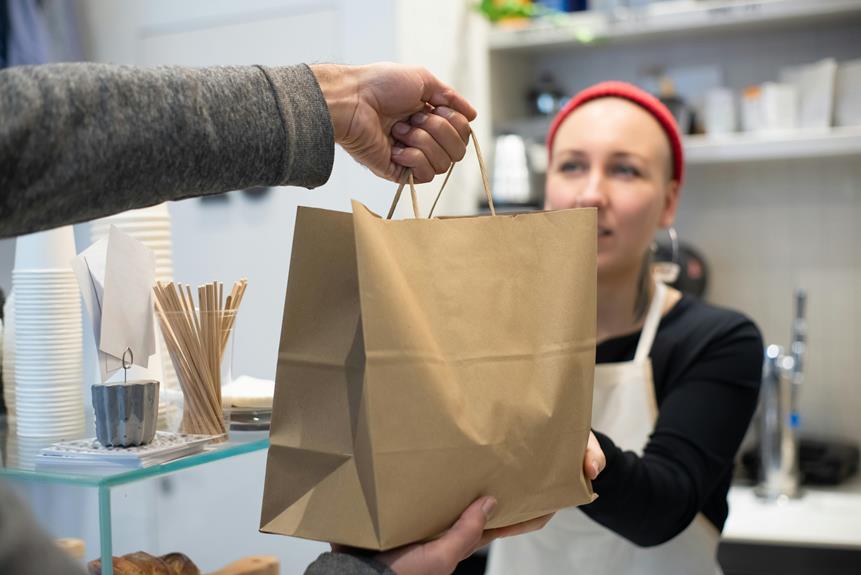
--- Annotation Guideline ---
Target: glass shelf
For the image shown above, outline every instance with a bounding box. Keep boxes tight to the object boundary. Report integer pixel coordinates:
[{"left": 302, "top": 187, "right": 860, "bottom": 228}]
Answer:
[
  {"left": 0, "top": 417, "right": 270, "bottom": 575},
  {"left": 0, "top": 422, "right": 268, "bottom": 488}
]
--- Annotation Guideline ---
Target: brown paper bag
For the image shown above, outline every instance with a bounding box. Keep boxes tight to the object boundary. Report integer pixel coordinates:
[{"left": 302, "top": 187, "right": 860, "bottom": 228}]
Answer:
[{"left": 260, "top": 139, "right": 597, "bottom": 550}]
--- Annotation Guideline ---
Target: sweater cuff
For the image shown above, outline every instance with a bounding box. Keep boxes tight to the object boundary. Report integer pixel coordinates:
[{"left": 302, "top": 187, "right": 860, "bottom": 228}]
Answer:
[
  {"left": 304, "top": 552, "right": 395, "bottom": 575},
  {"left": 258, "top": 64, "right": 335, "bottom": 189}
]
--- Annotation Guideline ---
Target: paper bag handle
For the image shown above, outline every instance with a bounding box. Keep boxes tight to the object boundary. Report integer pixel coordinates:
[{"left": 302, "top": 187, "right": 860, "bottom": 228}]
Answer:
[{"left": 386, "top": 125, "right": 495, "bottom": 220}]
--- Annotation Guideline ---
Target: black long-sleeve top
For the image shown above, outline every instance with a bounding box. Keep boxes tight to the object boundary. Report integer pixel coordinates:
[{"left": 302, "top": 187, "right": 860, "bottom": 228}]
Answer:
[{"left": 583, "top": 293, "right": 763, "bottom": 547}]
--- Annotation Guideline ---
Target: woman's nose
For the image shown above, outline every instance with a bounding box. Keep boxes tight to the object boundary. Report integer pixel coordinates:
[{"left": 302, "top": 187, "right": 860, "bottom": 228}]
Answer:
[{"left": 576, "top": 173, "right": 607, "bottom": 209}]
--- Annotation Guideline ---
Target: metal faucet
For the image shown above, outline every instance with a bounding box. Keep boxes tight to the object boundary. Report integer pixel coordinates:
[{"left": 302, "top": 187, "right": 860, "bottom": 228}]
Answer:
[{"left": 755, "top": 289, "right": 806, "bottom": 500}]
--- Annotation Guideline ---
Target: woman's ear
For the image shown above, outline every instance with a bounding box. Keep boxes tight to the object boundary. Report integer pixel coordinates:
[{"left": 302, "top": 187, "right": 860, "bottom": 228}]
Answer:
[{"left": 659, "top": 179, "right": 681, "bottom": 228}]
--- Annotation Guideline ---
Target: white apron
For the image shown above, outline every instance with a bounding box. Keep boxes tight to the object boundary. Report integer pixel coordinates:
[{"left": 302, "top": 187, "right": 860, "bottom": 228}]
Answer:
[{"left": 487, "top": 282, "right": 722, "bottom": 575}]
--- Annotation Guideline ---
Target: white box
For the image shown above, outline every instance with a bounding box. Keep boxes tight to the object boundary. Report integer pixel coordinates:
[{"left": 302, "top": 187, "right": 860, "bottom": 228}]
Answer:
[{"left": 835, "top": 59, "right": 861, "bottom": 127}]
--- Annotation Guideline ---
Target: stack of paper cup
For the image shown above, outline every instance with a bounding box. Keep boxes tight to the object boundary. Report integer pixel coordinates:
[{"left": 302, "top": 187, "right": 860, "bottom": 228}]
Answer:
[
  {"left": 2, "top": 293, "right": 16, "bottom": 418},
  {"left": 90, "top": 203, "right": 179, "bottom": 429},
  {"left": 13, "top": 226, "right": 85, "bottom": 439}
]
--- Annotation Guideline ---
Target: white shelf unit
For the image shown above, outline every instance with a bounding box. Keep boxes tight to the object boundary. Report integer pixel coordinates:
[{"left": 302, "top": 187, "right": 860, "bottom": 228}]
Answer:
[
  {"left": 684, "top": 126, "right": 861, "bottom": 164},
  {"left": 485, "top": 0, "right": 861, "bottom": 177},
  {"left": 521, "top": 127, "right": 861, "bottom": 172},
  {"left": 489, "top": 0, "right": 861, "bottom": 53}
]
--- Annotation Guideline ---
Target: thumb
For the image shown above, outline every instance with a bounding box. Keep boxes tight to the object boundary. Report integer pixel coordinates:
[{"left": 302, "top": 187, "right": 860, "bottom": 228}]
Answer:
[
  {"left": 416, "top": 68, "right": 477, "bottom": 122},
  {"left": 425, "top": 496, "right": 496, "bottom": 567}
]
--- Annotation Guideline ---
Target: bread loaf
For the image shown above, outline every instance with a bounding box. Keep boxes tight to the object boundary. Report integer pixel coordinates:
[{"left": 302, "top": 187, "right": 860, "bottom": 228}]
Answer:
[
  {"left": 88, "top": 550, "right": 200, "bottom": 575},
  {"left": 123, "top": 551, "right": 172, "bottom": 575},
  {"left": 161, "top": 552, "right": 202, "bottom": 575},
  {"left": 88, "top": 556, "right": 150, "bottom": 575}
]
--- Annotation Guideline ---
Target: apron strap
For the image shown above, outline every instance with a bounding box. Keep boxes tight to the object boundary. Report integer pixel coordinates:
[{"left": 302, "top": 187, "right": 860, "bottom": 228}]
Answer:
[{"left": 634, "top": 281, "right": 668, "bottom": 362}]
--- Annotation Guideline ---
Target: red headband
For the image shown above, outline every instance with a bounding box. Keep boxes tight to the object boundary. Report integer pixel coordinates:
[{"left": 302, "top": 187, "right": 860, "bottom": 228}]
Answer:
[{"left": 546, "top": 81, "right": 684, "bottom": 186}]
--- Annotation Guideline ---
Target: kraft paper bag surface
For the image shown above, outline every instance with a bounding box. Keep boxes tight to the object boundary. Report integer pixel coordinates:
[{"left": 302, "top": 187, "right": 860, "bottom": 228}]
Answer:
[{"left": 260, "top": 183, "right": 597, "bottom": 550}]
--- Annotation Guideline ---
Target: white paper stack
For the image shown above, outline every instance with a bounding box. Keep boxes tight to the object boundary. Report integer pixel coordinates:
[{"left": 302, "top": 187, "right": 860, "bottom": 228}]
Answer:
[
  {"left": 90, "top": 204, "right": 180, "bottom": 428},
  {"left": 36, "top": 431, "right": 213, "bottom": 473},
  {"left": 12, "top": 227, "right": 85, "bottom": 439}
]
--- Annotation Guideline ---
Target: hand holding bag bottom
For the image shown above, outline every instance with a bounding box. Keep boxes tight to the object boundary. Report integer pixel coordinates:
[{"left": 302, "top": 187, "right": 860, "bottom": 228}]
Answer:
[{"left": 260, "top": 138, "right": 597, "bottom": 550}]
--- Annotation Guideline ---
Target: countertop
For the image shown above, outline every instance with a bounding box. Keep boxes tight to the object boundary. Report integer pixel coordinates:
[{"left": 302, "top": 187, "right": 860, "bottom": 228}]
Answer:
[{"left": 723, "top": 476, "right": 861, "bottom": 548}]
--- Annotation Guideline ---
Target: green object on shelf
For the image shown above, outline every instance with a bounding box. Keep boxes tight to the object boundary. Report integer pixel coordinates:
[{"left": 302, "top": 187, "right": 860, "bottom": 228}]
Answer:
[{"left": 475, "top": 0, "right": 542, "bottom": 23}]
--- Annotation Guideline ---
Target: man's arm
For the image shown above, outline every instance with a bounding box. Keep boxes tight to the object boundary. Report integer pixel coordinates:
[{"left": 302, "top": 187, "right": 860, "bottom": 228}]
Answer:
[
  {"left": 0, "top": 62, "right": 334, "bottom": 237},
  {"left": 0, "top": 482, "right": 87, "bottom": 574}
]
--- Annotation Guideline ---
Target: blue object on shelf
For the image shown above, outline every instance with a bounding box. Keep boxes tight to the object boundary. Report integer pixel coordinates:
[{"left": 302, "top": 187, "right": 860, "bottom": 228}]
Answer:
[{"left": 535, "top": 0, "right": 588, "bottom": 12}]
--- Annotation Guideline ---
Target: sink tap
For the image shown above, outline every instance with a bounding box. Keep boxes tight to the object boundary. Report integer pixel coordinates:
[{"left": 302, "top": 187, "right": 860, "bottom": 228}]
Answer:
[{"left": 755, "top": 289, "right": 806, "bottom": 500}]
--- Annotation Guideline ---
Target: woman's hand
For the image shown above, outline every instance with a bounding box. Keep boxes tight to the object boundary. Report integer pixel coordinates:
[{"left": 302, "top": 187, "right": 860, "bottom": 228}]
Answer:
[
  {"left": 311, "top": 63, "right": 475, "bottom": 184},
  {"left": 333, "top": 497, "right": 553, "bottom": 575},
  {"left": 331, "top": 432, "right": 604, "bottom": 574},
  {"left": 585, "top": 431, "right": 607, "bottom": 481}
]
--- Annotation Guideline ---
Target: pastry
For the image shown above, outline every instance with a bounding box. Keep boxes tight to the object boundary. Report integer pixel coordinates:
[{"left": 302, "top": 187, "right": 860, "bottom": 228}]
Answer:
[
  {"left": 88, "top": 556, "right": 149, "bottom": 575},
  {"left": 161, "top": 552, "right": 202, "bottom": 575},
  {"left": 123, "top": 552, "right": 172, "bottom": 575},
  {"left": 88, "top": 550, "right": 199, "bottom": 575}
]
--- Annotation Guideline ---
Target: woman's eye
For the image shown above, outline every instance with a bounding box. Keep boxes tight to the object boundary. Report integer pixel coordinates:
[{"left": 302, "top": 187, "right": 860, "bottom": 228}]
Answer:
[
  {"left": 611, "top": 164, "right": 641, "bottom": 178},
  {"left": 559, "top": 161, "right": 586, "bottom": 173}
]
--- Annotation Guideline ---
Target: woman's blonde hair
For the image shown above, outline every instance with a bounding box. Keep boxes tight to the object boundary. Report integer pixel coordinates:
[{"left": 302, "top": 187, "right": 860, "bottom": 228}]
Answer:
[{"left": 634, "top": 249, "right": 653, "bottom": 321}]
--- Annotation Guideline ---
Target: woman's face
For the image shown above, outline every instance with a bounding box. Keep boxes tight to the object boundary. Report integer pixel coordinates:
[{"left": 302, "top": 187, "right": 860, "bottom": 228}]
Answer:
[{"left": 545, "top": 98, "right": 679, "bottom": 280}]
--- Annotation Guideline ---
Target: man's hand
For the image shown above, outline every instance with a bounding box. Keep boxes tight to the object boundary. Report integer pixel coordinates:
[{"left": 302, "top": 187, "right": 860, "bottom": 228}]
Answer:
[
  {"left": 354, "top": 497, "right": 553, "bottom": 575},
  {"left": 311, "top": 63, "right": 476, "bottom": 184}
]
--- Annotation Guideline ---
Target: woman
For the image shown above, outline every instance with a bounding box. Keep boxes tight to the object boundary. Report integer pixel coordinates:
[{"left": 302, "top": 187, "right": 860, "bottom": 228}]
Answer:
[{"left": 486, "top": 82, "right": 763, "bottom": 574}]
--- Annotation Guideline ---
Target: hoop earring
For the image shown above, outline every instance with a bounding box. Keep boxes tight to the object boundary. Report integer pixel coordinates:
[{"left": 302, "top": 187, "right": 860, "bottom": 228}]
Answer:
[{"left": 653, "top": 226, "right": 680, "bottom": 284}]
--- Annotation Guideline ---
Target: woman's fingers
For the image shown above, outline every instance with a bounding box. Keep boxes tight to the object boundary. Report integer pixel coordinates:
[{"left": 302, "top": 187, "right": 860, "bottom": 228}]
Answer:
[
  {"left": 476, "top": 513, "right": 556, "bottom": 549},
  {"left": 584, "top": 431, "right": 607, "bottom": 480}
]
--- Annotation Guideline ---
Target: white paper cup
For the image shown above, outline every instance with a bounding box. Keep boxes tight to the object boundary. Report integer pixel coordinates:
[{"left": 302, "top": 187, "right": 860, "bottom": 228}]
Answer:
[
  {"left": 14, "top": 365, "right": 83, "bottom": 377},
  {"left": 15, "top": 390, "right": 83, "bottom": 401},
  {"left": 16, "top": 407, "right": 85, "bottom": 420},
  {"left": 14, "top": 340, "right": 83, "bottom": 350},
  {"left": 16, "top": 425, "right": 85, "bottom": 438},
  {"left": 91, "top": 221, "right": 170, "bottom": 229},
  {"left": 15, "top": 363, "right": 83, "bottom": 373},
  {"left": 15, "top": 390, "right": 82, "bottom": 399},
  {"left": 14, "top": 383, "right": 82, "bottom": 392},
  {"left": 14, "top": 227, "right": 77, "bottom": 270},
  {"left": 11, "top": 275, "right": 78, "bottom": 283}
]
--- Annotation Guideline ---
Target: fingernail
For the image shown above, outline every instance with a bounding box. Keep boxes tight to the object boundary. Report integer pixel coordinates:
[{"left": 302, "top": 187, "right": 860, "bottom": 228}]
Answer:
[
  {"left": 391, "top": 145, "right": 404, "bottom": 156},
  {"left": 481, "top": 497, "right": 497, "bottom": 520},
  {"left": 435, "top": 106, "right": 454, "bottom": 119},
  {"left": 393, "top": 123, "right": 410, "bottom": 136}
]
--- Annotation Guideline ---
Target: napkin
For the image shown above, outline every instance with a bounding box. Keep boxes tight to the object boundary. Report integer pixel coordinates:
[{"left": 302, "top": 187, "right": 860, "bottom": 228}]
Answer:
[{"left": 72, "top": 226, "right": 156, "bottom": 382}]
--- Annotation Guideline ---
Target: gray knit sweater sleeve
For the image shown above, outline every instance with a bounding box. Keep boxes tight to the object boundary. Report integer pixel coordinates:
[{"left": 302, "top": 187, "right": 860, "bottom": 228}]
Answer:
[
  {"left": 0, "top": 62, "right": 334, "bottom": 238},
  {"left": 304, "top": 552, "right": 396, "bottom": 575},
  {"left": 0, "top": 482, "right": 87, "bottom": 574}
]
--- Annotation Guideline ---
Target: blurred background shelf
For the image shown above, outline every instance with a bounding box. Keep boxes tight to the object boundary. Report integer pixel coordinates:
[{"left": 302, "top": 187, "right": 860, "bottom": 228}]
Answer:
[
  {"left": 684, "top": 126, "right": 861, "bottom": 164},
  {"left": 517, "top": 126, "right": 861, "bottom": 173},
  {"left": 489, "top": 0, "right": 861, "bottom": 53}
]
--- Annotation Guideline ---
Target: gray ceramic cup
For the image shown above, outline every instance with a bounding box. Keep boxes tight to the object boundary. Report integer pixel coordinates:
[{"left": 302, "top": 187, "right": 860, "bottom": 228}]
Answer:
[{"left": 91, "top": 380, "right": 160, "bottom": 447}]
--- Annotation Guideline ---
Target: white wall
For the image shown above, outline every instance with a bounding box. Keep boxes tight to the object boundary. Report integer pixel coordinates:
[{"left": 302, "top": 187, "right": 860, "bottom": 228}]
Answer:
[
  {"left": 679, "top": 157, "right": 861, "bottom": 441},
  {"left": 394, "top": 0, "right": 493, "bottom": 217}
]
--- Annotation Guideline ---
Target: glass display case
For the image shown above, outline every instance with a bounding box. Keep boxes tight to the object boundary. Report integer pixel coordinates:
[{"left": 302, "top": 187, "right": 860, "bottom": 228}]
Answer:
[{"left": 0, "top": 417, "right": 269, "bottom": 575}]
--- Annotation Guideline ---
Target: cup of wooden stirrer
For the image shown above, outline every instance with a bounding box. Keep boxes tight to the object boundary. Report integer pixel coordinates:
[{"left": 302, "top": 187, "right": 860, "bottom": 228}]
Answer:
[{"left": 153, "top": 279, "right": 247, "bottom": 439}]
